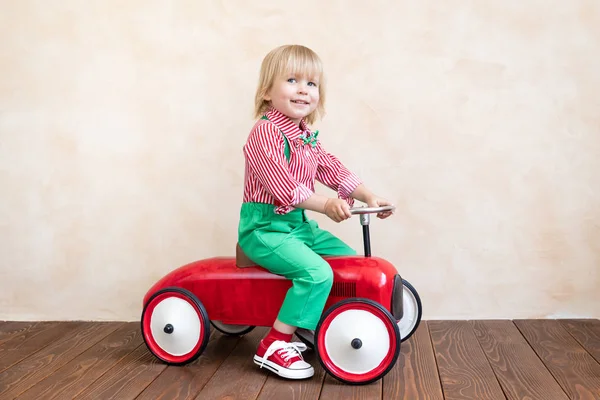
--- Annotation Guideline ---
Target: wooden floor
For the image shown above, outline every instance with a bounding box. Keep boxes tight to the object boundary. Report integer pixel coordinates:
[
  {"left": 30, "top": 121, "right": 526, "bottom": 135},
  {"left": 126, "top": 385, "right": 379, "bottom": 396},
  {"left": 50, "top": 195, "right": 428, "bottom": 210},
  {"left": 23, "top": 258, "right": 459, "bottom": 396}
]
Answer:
[{"left": 0, "top": 320, "right": 599, "bottom": 399}]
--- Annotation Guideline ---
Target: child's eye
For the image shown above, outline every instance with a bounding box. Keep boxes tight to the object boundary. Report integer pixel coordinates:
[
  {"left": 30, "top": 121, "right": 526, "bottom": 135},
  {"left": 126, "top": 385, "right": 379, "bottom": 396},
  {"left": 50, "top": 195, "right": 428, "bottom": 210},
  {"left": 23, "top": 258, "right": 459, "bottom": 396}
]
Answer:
[
  {"left": 287, "top": 78, "right": 297, "bottom": 83},
  {"left": 308, "top": 81, "right": 317, "bottom": 87}
]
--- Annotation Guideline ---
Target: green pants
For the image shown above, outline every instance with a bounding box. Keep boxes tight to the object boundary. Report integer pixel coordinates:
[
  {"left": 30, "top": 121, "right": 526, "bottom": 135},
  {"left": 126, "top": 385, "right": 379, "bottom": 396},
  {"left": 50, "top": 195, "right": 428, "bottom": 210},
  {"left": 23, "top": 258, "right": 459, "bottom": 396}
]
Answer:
[{"left": 238, "top": 202, "right": 356, "bottom": 330}]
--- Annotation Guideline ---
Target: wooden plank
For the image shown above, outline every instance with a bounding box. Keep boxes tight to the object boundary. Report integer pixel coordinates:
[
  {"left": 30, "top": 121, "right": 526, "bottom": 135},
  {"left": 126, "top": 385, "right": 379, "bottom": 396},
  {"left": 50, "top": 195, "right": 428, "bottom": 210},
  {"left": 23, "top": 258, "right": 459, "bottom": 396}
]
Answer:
[
  {"left": 136, "top": 330, "right": 241, "bottom": 400},
  {"left": 0, "top": 321, "right": 75, "bottom": 373},
  {"left": 319, "top": 374, "right": 382, "bottom": 400},
  {"left": 0, "top": 322, "right": 58, "bottom": 348},
  {"left": 515, "top": 320, "right": 600, "bottom": 400},
  {"left": 561, "top": 319, "right": 600, "bottom": 364},
  {"left": 194, "top": 327, "right": 269, "bottom": 400},
  {"left": 471, "top": 320, "right": 568, "bottom": 400},
  {"left": 18, "top": 322, "right": 143, "bottom": 400},
  {"left": 382, "top": 322, "right": 443, "bottom": 400},
  {"left": 72, "top": 340, "right": 168, "bottom": 400},
  {"left": 0, "top": 321, "right": 37, "bottom": 342},
  {"left": 0, "top": 321, "right": 121, "bottom": 398},
  {"left": 256, "top": 346, "right": 326, "bottom": 400},
  {"left": 429, "top": 320, "right": 505, "bottom": 400}
]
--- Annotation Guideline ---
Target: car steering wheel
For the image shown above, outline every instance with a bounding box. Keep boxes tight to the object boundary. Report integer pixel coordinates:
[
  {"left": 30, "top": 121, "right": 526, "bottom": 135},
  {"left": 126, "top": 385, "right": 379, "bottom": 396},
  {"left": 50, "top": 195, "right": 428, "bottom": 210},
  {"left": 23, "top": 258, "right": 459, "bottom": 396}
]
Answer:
[{"left": 349, "top": 205, "right": 395, "bottom": 215}]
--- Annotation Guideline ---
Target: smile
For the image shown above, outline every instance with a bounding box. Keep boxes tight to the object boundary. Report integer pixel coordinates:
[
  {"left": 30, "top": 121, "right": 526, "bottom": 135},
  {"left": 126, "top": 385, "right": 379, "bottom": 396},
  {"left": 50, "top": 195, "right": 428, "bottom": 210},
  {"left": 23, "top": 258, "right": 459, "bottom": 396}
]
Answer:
[{"left": 291, "top": 100, "right": 309, "bottom": 105}]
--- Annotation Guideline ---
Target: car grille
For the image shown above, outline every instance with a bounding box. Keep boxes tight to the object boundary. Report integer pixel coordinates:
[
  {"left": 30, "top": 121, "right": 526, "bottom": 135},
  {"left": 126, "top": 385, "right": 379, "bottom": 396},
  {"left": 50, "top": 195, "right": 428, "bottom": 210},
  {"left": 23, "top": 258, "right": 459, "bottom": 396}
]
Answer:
[{"left": 331, "top": 282, "right": 356, "bottom": 297}]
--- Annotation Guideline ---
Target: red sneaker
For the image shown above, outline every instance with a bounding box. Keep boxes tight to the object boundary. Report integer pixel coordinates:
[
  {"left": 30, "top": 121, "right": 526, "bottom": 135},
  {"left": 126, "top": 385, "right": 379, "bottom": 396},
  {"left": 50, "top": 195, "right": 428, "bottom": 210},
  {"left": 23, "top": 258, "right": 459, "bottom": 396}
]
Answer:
[{"left": 253, "top": 340, "right": 314, "bottom": 379}]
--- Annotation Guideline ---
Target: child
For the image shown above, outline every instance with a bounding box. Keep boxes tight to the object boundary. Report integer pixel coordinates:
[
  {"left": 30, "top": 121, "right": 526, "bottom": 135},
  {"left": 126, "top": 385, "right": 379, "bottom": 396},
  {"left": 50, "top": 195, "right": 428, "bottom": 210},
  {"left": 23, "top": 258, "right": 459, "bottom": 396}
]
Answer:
[{"left": 238, "top": 44, "right": 393, "bottom": 379}]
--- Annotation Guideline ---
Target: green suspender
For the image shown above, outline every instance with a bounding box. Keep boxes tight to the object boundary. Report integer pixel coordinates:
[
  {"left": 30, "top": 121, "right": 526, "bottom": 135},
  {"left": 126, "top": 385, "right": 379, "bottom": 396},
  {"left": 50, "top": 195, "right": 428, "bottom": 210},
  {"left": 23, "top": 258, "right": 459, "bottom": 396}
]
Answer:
[{"left": 261, "top": 115, "right": 290, "bottom": 162}]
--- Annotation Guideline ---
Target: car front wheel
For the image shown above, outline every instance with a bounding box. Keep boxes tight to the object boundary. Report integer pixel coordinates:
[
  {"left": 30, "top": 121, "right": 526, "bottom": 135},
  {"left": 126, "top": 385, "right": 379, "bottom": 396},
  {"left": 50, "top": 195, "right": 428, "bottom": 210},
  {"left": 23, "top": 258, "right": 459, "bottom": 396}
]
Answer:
[{"left": 315, "top": 298, "right": 400, "bottom": 385}]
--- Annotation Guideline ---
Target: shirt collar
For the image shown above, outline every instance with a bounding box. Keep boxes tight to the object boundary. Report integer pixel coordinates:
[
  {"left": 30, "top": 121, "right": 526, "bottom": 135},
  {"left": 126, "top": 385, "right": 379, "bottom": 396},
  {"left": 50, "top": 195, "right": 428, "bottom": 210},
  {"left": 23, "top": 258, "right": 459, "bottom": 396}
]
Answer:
[{"left": 265, "top": 107, "right": 313, "bottom": 148}]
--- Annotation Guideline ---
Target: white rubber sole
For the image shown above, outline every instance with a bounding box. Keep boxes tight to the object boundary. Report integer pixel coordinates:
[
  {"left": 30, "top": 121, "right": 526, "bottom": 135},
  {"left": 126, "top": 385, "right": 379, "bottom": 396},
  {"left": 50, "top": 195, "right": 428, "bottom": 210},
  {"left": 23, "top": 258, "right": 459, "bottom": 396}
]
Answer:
[{"left": 253, "top": 355, "right": 314, "bottom": 379}]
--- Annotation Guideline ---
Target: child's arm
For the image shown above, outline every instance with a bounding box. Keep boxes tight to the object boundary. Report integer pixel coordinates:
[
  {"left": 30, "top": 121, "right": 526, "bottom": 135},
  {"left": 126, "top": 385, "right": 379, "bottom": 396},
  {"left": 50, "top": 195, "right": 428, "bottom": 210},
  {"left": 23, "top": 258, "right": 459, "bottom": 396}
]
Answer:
[
  {"left": 245, "top": 124, "right": 313, "bottom": 208},
  {"left": 314, "top": 145, "right": 362, "bottom": 206},
  {"left": 315, "top": 145, "right": 394, "bottom": 219},
  {"left": 350, "top": 184, "right": 394, "bottom": 219},
  {"left": 245, "top": 124, "right": 352, "bottom": 222},
  {"left": 296, "top": 194, "right": 352, "bottom": 223}
]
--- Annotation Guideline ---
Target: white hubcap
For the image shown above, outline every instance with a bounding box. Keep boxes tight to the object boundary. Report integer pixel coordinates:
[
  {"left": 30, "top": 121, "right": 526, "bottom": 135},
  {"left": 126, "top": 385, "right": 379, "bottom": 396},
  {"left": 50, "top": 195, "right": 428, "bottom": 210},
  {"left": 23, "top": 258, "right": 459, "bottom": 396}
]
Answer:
[
  {"left": 398, "top": 284, "right": 419, "bottom": 339},
  {"left": 324, "top": 309, "right": 390, "bottom": 374},
  {"left": 150, "top": 296, "right": 201, "bottom": 356}
]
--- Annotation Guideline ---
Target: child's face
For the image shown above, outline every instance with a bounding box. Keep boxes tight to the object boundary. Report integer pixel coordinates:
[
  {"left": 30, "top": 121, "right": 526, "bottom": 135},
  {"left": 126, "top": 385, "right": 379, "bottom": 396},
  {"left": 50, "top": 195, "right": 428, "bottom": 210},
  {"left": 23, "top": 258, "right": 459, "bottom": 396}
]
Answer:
[{"left": 265, "top": 73, "right": 320, "bottom": 125}]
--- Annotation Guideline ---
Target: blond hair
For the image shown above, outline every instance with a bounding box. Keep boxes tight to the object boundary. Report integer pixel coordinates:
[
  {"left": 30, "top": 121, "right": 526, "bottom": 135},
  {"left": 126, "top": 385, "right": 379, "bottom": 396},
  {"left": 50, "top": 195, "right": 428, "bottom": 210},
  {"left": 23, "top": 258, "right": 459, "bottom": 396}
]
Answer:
[{"left": 254, "top": 45, "right": 326, "bottom": 125}]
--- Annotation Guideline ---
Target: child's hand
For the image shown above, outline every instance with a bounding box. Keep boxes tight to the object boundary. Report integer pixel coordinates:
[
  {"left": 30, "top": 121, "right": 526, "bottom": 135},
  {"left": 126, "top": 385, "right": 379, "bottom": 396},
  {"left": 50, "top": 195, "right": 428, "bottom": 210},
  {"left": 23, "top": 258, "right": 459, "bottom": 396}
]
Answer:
[
  {"left": 366, "top": 196, "right": 394, "bottom": 219},
  {"left": 324, "top": 198, "right": 352, "bottom": 223}
]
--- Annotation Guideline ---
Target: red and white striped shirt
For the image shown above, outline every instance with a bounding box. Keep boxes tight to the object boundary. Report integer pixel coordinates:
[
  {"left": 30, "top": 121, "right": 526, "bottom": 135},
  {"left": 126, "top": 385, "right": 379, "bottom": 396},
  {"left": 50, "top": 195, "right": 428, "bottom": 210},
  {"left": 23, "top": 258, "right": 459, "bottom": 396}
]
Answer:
[{"left": 242, "top": 107, "right": 362, "bottom": 214}]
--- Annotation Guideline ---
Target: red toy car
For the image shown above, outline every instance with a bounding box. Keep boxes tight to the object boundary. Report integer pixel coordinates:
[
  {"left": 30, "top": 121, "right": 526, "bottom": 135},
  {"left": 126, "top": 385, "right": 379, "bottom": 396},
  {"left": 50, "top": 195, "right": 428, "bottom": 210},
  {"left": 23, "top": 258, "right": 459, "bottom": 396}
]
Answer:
[{"left": 141, "top": 206, "right": 422, "bottom": 385}]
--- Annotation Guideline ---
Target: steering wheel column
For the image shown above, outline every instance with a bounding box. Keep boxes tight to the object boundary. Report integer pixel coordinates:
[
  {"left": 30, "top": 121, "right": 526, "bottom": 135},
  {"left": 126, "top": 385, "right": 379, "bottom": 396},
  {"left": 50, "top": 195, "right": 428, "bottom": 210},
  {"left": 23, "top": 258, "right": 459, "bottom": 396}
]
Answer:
[{"left": 349, "top": 206, "right": 395, "bottom": 257}]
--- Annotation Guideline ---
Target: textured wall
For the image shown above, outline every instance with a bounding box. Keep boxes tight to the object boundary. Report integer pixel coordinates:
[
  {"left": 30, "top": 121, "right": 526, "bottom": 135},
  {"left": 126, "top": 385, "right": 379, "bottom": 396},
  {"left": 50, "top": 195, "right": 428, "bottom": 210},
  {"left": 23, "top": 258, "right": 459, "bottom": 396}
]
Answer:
[{"left": 1, "top": 1, "right": 599, "bottom": 321}]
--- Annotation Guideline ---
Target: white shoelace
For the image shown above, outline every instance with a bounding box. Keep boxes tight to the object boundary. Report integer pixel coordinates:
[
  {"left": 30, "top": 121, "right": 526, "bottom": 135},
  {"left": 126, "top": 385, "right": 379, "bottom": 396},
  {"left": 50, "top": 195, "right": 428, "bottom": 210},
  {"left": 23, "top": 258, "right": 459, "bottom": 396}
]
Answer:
[{"left": 259, "top": 340, "right": 308, "bottom": 369}]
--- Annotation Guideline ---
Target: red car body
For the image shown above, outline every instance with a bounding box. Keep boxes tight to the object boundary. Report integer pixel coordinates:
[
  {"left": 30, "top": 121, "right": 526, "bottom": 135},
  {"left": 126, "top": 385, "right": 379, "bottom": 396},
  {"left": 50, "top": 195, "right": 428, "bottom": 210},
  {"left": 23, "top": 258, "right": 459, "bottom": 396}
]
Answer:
[{"left": 143, "top": 255, "right": 403, "bottom": 327}]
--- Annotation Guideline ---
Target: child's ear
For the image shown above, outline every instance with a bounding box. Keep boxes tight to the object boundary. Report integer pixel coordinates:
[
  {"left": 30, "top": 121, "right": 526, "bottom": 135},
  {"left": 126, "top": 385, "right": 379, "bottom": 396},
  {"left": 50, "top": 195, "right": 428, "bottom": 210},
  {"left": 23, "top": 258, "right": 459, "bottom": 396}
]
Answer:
[{"left": 263, "top": 87, "right": 272, "bottom": 102}]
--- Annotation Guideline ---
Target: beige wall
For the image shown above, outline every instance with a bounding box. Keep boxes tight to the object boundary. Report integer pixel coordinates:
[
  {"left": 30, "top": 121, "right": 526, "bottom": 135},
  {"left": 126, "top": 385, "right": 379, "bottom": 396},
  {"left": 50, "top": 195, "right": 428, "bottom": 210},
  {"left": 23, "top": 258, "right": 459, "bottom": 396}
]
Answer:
[{"left": 1, "top": 1, "right": 599, "bottom": 321}]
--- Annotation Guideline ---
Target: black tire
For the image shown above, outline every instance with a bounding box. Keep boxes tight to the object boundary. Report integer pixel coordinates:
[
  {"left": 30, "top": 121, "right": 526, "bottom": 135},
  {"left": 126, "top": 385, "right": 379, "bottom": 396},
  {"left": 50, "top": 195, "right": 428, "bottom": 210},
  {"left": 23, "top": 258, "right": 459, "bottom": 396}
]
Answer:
[
  {"left": 294, "top": 328, "right": 315, "bottom": 350},
  {"left": 398, "top": 279, "right": 423, "bottom": 342}
]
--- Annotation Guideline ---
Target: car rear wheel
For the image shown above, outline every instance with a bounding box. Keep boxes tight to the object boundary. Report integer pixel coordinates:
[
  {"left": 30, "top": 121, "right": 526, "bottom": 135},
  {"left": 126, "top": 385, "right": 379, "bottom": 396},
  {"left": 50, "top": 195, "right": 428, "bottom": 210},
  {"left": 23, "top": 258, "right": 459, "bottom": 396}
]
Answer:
[
  {"left": 315, "top": 298, "right": 400, "bottom": 385},
  {"left": 210, "top": 321, "right": 255, "bottom": 336},
  {"left": 141, "top": 287, "right": 210, "bottom": 365},
  {"left": 398, "top": 279, "right": 422, "bottom": 342},
  {"left": 295, "top": 328, "right": 315, "bottom": 350}
]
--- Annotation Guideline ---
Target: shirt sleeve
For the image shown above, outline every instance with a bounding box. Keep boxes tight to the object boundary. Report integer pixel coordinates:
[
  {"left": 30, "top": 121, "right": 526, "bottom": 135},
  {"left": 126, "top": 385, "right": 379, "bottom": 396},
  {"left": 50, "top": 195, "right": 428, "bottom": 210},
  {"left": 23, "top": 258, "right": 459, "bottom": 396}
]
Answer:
[
  {"left": 244, "top": 122, "right": 313, "bottom": 209},
  {"left": 315, "top": 143, "right": 362, "bottom": 206}
]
